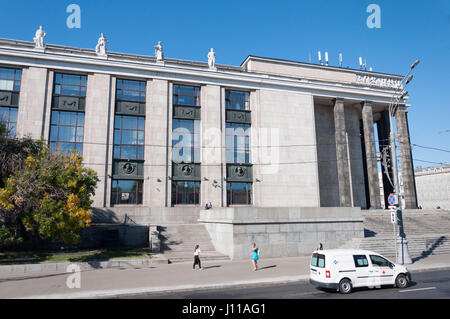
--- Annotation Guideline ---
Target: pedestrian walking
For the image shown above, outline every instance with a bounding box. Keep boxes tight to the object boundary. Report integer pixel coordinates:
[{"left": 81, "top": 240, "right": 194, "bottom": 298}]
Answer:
[
  {"left": 193, "top": 244, "right": 203, "bottom": 270},
  {"left": 251, "top": 242, "right": 260, "bottom": 271}
]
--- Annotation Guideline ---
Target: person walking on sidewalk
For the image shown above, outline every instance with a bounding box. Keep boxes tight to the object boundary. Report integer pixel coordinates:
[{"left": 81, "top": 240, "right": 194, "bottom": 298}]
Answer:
[
  {"left": 251, "top": 242, "right": 260, "bottom": 271},
  {"left": 193, "top": 244, "right": 203, "bottom": 270}
]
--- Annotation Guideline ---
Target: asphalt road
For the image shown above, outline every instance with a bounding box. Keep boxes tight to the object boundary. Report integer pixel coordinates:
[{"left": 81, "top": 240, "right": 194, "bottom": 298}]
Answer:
[{"left": 121, "top": 269, "right": 450, "bottom": 299}]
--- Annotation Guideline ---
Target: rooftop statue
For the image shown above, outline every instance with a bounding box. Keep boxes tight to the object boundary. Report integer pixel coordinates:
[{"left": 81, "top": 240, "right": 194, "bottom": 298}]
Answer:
[
  {"left": 33, "top": 26, "right": 46, "bottom": 49},
  {"left": 155, "top": 41, "right": 164, "bottom": 62},
  {"left": 208, "top": 48, "right": 216, "bottom": 70},
  {"left": 95, "top": 33, "right": 108, "bottom": 57}
]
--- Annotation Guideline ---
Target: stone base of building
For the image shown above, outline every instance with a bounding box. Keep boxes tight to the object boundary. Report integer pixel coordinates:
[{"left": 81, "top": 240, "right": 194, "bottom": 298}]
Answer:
[
  {"left": 92, "top": 206, "right": 203, "bottom": 225},
  {"left": 199, "top": 207, "right": 364, "bottom": 260}
]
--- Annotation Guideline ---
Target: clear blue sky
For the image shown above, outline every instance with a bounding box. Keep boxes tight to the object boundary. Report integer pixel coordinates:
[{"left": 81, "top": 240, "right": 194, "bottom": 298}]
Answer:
[{"left": 1, "top": 0, "right": 449, "bottom": 168}]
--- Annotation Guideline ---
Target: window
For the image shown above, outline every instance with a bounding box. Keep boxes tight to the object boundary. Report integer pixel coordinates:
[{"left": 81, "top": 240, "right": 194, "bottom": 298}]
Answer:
[
  {"left": 370, "top": 255, "right": 391, "bottom": 267},
  {"left": 49, "top": 111, "right": 84, "bottom": 155},
  {"left": 172, "top": 119, "right": 200, "bottom": 163},
  {"left": 171, "top": 181, "right": 200, "bottom": 205},
  {"left": 116, "top": 79, "right": 146, "bottom": 102},
  {"left": 111, "top": 180, "right": 143, "bottom": 205},
  {"left": 173, "top": 85, "right": 200, "bottom": 106},
  {"left": 0, "top": 107, "right": 18, "bottom": 138},
  {"left": 353, "top": 255, "right": 369, "bottom": 268},
  {"left": 311, "top": 253, "right": 326, "bottom": 268},
  {"left": 226, "top": 90, "right": 249, "bottom": 110},
  {"left": 227, "top": 182, "right": 252, "bottom": 205},
  {"left": 113, "top": 115, "right": 145, "bottom": 160},
  {"left": 0, "top": 67, "right": 22, "bottom": 92},
  {"left": 54, "top": 73, "right": 87, "bottom": 97},
  {"left": 226, "top": 123, "right": 250, "bottom": 164}
]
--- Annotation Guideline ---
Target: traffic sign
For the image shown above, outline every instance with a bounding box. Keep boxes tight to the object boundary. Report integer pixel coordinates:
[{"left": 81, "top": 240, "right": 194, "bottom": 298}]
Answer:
[
  {"left": 389, "top": 206, "right": 397, "bottom": 224},
  {"left": 388, "top": 193, "right": 398, "bottom": 206}
]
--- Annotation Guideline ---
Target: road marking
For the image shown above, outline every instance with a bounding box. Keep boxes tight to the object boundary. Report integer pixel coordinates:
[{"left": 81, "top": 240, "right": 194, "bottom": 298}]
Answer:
[{"left": 399, "top": 287, "right": 436, "bottom": 293}]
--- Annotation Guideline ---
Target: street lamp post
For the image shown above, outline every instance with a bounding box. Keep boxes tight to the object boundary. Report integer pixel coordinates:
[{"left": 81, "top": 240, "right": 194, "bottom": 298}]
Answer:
[{"left": 388, "top": 59, "right": 420, "bottom": 265}]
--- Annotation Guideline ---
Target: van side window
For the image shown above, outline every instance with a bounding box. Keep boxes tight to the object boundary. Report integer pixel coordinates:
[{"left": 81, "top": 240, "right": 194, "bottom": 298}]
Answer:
[
  {"left": 311, "top": 253, "right": 325, "bottom": 268},
  {"left": 353, "top": 255, "right": 368, "bottom": 267},
  {"left": 370, "top": 255, "right": 390, "bottom": 267}
]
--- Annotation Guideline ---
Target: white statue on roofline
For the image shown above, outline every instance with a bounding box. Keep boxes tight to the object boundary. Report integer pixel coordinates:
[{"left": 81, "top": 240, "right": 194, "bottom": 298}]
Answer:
[
  {"left": 33, "top": 26, "right": 46, "bottom": 49},
  {"left": 95, "top": 33, "right": 108, "bottom": 57}
]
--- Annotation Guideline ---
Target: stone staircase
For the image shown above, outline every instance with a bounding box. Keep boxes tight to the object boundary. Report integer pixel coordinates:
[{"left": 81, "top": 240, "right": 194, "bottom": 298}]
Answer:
[
  {"left": 356, "top": 209, "right": 450, "bottom": 259},
  {"left": 158, "top": 224, "right": 230, "bottom": 263}
]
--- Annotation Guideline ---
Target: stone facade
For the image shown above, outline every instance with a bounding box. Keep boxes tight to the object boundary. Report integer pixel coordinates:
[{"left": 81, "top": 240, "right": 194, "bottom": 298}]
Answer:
[
  {"left": 415, "top": 165, "right": 450, "bottom": 210},
  {"left": 0, "top": 38, "right": 418, "bottom": 225}
]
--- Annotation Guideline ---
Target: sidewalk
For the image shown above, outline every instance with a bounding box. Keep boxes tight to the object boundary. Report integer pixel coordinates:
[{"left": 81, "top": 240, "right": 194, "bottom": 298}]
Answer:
[{"left": 1, "top": 253, "right": 450, "bottom": 299}]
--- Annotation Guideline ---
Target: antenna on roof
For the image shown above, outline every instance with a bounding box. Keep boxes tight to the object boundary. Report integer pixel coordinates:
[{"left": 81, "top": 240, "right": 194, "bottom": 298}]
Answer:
[
  {"left": 359, "top": 56, "right": 363, "bottom": 70},
  {"left": 318, "top": 51, "right": 322, "bottom": 65},
  {"left": 339, "top": 53, "right": 343, "bottom": 68},
  {"left": 325, "top": 52, "right": 329, "bottom": 66}
]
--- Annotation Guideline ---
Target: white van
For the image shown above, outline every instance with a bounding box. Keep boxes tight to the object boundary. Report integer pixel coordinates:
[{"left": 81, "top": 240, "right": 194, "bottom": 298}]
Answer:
[{"left": 309, "top": 249, "right": 411, "bottom": 294}]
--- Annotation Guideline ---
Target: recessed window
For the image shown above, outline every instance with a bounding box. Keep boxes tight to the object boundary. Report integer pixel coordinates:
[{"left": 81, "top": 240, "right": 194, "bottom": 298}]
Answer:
[
  {"left": 113, "top": 115, "right": 145, "bottom": 160},
  {"left": 172, "top": 119, "right": 200, "bottom": 163},
  {"left": 0, "top": 107, "right": 18, "bottom": 138},
  {"left": 173, "top": 85, "right": 200, "bottom": 106},
  {"left": 116, "top": 79, "right": 146, "bottom": 102},
  {"left": 226, "top": 90, "right": 249, "bottom": 110},
  {"left": 111, "top": 180, "right": 143, "bottom": 205},
  {"left": 49, "top": 110, "right": 84, "bottom": 155},
  {"left": 54, "top": 73, "right": 87, "bottom": 97},
  {"left": 171, "top": 181, "right": 200, "bottom": 205},
  {"left": 0, "top": 68, "right": 22, "bottom": 92},
  {"left": 227, "top": 182, "right": 252, "bottom": 205},
  {"left": 226, "top": 123, "right": 250, "bottom": 164}
]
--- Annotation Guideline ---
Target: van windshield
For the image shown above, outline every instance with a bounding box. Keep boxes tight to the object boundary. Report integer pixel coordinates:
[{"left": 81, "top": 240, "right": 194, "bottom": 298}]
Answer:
[{"left": 311, "top": 253, "right": 325, "bottom": 268}]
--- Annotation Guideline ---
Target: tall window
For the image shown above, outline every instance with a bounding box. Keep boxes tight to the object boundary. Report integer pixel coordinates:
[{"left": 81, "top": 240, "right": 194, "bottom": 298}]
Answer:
[
  {"left": 49, "top": 111, "right": 84, "bottom": 155},
  {"left": 113, "top": 115, "right": 145, "bottom": 160},
  {"left": 0, "top": 67, "right": 22, "bottom": 137},
  {"left": 49, "top": 73, "right": 87, "bottom": 155},
  {"left": 172, "top": 181, "right": 200, "bottom": 206},
  {"left": 226, "top": 90, "right": 249, "bottom": 110},
  {"left": 111, "top": 79, "right": 147, "bottom": 206},
  {"left": 172, "top": 119, "right": 200, "bottom": 163},
  {"left": 111, "top": 180, "right": 143, "bottom": 205},
  {"left": 173, "top": 85, "right": 200, "bottom": 106},
  {"left": 226, "top": 123, "right": 250, "bottom": 164},
  {"left": 54, "top": 73, "right": 87, "bottom": 97},
  {"left": 227, "top": 182, "right": 252, "bottom": 206},
  {"left": 116, "top": 79, "right": 146, "bottom": 102},
  {"left": 225, "top": 89, "right": 252, "bottom": 206},
  {"left": 171, "top": 84, "right": 201, "bottom": 206}
]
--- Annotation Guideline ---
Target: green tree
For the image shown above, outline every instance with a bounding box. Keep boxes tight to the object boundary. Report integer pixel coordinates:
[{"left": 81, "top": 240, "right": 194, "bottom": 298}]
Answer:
[{"left": 0, "top": 143, "right": 99, "bottom": 245}]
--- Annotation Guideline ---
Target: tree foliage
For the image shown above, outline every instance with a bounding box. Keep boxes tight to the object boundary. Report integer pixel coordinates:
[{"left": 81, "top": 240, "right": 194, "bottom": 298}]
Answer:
[{"left": 0, "top": 135, "right": 99, "bottom": 245}]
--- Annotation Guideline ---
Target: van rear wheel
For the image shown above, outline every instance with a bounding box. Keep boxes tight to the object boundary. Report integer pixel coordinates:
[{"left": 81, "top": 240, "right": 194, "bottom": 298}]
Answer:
[
  {"left": 339, "top": 279, "right": 352, "bottom": 294},
  {"left": 395, "top": 274, "right": 409, "bottom": 289}
]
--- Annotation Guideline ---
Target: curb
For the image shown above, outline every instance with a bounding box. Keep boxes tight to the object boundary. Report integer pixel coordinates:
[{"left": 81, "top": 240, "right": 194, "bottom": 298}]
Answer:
[
  {"left": 0, "top": 255, "right": 169, "bottom": 275},
  {"left": 21, "top": 275, "right": 311, "bottom": 299}
]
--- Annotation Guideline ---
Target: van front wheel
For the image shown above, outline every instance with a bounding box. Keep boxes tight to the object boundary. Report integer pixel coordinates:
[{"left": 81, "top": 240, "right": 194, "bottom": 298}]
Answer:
[
  {"left": 339, "top": 279, "right": 352, "bottom": 294},
  {"left": 395, "top": 274, "right": 409, "bottom": 289}
]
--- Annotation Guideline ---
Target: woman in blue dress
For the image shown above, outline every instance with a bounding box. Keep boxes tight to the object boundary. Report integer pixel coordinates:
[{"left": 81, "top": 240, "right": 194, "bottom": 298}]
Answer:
[{"left": 251, "top": 242, "right": 259, "bottom": 271}]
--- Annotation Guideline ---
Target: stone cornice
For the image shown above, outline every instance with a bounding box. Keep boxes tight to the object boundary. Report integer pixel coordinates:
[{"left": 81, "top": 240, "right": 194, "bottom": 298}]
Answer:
[{"left": 0, "top": 38, "right": 408, "bottom": 104}]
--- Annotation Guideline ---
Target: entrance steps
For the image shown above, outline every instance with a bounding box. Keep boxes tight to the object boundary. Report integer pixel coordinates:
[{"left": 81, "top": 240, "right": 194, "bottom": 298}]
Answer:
[
  {"left": 341, "top": 209, "right": 450, "bottom": 259},
  {"left": 158, "top": 224, "right": 230, "bottom": 263}
]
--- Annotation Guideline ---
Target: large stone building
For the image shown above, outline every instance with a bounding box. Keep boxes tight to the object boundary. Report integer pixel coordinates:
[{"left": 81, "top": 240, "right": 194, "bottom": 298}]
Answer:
[
  {"left": 0, "top": 33, "right": 419, "bottom": 256},
  {"left": 415, "top": 165, "right": 450, "bottom": 210}
]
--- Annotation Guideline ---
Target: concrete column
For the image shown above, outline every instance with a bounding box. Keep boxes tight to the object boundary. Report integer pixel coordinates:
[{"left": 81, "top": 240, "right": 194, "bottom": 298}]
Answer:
[
  {"left": 333, "top": 98, "right": 351, "bottom": 207},
  {"left": 83, "top": 73, "right": 112, "bottom": 208},
  {"left": 396, "top": 105, "right": 418, "bottom": 209},
  {"left": 16, "top": 67, "right": 49, "bottom": 139},
  {"left": 201, "top": 84, "right": 222, "bottom": 208},
  {"left": 145, "top": 79, "right": 170, "bottom": 207},
  {"left": 361, "top": 101, "right": 381, "bottom": 209}
]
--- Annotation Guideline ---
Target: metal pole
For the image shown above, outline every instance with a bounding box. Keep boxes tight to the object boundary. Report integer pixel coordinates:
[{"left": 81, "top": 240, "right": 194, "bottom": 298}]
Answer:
[{"left": 388, "top": 104, "right": 412, "bottom": 264}]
